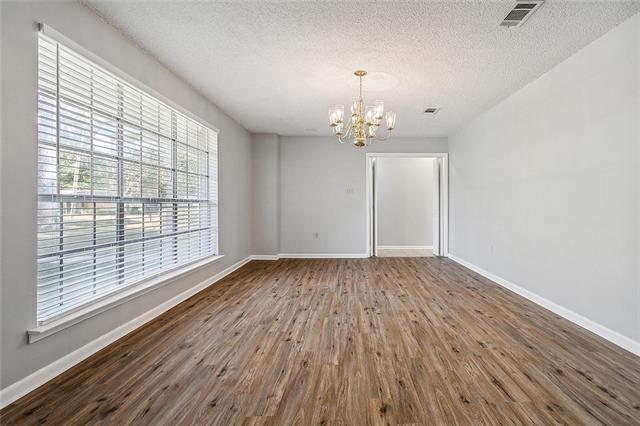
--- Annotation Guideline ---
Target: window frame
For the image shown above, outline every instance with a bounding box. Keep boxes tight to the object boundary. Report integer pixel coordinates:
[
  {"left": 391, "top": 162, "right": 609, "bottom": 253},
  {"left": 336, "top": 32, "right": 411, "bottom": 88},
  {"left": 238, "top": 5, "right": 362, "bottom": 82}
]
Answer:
[{"left": 34, "top": 25, "right": 221, "bottom": 328}]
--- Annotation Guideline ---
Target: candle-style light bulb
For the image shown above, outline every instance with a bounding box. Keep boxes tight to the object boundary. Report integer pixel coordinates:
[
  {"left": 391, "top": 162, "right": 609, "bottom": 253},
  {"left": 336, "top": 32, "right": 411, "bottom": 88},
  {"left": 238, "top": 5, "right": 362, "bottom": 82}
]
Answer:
[
  {"left": 328, "top": 108, "right": 337, "bottom": 127},
  {"left": 385, "top": 111, "right": 396, "bottom": 130},
  {"left": 374, "top": 100, "right": 384, "bottom": 120},
  {"left": 334, "top": 105, "right": 344, "bottom": 124},
  {"left": 365, "top": 106, "right": 376, "bottom": 125}
]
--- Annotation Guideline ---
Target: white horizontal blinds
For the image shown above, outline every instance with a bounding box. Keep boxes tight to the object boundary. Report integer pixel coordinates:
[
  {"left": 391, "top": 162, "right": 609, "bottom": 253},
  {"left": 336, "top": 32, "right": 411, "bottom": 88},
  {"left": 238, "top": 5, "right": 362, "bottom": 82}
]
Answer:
[{"left": 37, "top": 35, "right": 218, "bottom": 324}]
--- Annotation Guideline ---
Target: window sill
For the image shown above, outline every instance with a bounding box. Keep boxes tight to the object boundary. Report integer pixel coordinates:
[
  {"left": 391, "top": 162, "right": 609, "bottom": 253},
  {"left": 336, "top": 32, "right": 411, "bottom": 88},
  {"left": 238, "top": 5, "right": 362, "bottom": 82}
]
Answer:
[{"left": 27, "top": 254, "right": 224, "bottom": 344}]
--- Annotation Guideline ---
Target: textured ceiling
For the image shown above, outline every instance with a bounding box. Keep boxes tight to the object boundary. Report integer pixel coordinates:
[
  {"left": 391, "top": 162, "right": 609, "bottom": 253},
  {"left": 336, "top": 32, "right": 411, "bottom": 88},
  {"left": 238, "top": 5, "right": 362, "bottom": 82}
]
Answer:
[{"left": 84, "top": 1, "right": 640, "bottom": 137}]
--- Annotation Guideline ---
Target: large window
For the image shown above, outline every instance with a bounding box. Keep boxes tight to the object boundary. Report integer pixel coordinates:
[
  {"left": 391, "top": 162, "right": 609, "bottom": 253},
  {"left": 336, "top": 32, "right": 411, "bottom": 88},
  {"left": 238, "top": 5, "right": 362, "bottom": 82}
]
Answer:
[{"left": 37, "top": 35, "right": 218, "bottom": 324}]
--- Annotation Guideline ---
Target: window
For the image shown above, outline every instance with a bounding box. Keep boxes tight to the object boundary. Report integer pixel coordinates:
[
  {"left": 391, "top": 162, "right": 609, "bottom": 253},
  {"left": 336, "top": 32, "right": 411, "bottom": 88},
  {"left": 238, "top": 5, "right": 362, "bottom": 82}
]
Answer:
[{"left": 37, "top": 35, "right": 218, "bottom": 324}]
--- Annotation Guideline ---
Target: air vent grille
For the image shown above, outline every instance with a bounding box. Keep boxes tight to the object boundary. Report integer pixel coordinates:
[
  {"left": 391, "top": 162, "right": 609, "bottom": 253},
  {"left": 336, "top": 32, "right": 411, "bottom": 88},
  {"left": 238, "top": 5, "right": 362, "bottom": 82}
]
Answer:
[
  {"left": 504, "top": 9, "right": 530, "bottom": 21},
  {"left": 514, "top": 3, "right": 537, "bottom": 9},
  {"left": 500, "top": 1, "right": 544, "bottom": 27}
]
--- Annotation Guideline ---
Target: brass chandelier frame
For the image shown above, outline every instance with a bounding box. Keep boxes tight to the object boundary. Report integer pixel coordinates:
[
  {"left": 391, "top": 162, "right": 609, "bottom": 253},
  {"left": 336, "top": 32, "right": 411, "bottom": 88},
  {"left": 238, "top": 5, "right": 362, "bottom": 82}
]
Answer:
[{"left": 328, "top": 70, "right": 396, "bottom": 147}]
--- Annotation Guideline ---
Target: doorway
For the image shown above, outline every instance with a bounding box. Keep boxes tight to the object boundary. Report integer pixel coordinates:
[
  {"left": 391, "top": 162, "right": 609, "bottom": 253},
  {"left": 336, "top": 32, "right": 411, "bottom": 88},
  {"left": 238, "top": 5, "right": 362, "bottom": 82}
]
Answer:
[{"left": 366, "top": 153, "right": 448, "bottom": 257}]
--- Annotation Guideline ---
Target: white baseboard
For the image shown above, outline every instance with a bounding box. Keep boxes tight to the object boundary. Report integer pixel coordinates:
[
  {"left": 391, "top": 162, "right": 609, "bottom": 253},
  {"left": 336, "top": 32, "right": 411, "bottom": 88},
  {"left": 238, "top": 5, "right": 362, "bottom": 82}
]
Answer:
[
  {"left": 0, "top": 256, "right": 253, "bottom": 409},
  {"left": 447, "top": 254, "right": 640, "bottom": 356},
  {"left": 278, "top": 253, "right": 369, "bottom": 259},
  {"left": 249, "top": 254, "right": 280, "bottom": 261},
  {"left": 376, "top": 245, "right": 433, "bottom": 250},
  {"left": 250, "top": 253, "right": 370, "bottom": 260}
]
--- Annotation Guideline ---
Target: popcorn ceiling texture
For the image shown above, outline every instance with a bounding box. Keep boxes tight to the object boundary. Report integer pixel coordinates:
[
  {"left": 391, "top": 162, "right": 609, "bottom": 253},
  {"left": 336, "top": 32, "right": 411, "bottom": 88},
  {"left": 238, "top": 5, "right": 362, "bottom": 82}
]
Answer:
[{"left": 84, "top": 1, "right": 639, "bottom": 137}]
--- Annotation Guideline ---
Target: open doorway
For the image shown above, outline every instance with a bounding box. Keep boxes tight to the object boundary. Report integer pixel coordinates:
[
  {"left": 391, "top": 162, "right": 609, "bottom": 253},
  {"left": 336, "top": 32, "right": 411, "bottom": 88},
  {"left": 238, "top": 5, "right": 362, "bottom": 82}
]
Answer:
[{"left": 366, "top": 153, "right": 448, "bottom": 257}]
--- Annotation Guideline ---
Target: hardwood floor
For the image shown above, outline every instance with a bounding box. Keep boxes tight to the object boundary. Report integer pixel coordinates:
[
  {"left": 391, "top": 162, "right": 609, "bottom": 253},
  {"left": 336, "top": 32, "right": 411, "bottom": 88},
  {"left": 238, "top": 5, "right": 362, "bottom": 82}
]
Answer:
[{"left": 2, "top": 258, "right": 639, "bottom": 425}]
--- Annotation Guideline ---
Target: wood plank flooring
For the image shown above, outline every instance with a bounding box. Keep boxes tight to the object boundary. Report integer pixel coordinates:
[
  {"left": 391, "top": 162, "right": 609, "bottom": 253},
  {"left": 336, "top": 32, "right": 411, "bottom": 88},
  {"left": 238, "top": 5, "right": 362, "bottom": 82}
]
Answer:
[{"left": 2, "top": 258, "right": 639, "bottom": 425}]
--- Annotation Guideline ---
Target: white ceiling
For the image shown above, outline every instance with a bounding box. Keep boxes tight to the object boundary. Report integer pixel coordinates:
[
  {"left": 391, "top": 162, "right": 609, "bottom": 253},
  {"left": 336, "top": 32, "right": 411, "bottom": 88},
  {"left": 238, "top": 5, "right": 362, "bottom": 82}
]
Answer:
[{"left": 84, "top": 1, "right": 639, "bottom": 137}]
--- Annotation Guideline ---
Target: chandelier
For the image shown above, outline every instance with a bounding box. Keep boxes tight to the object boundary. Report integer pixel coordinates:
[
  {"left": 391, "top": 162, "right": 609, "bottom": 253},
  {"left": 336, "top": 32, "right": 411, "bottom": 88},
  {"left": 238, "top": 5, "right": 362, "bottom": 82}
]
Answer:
[{"left": 328, "top": 70, "right": 396, "bottom": 147}]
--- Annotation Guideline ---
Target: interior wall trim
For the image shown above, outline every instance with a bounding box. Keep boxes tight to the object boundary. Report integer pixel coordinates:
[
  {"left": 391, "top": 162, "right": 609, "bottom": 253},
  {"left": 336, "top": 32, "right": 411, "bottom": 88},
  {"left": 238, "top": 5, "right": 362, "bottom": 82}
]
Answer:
[
  {"left": 251, "top": 253, "right": 369, "bottom": 260},
  {"left": 448, "top": 254, "right": 640, "bottom": 357},
  {"left": 249, "top": 255, "right": 281, "bottom": 261},
  {"left": 279, "top": 253, "right": 369, "bottom": 259},
  {"left": 376, "top": 245, "right": 433, "bottom": 250},
  {"left": 0, "top": 256, "right": 254, "bottom": 409}
]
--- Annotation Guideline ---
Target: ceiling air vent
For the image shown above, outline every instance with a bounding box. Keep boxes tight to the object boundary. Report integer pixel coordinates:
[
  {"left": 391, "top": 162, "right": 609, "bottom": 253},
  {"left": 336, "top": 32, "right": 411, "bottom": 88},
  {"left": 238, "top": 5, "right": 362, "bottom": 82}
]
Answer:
[
  {"left": 423, "top": 107, "right": 440, "bottom": 115},
  {"left": 500, "top": 1, "right": 544, "bottom": 27}
]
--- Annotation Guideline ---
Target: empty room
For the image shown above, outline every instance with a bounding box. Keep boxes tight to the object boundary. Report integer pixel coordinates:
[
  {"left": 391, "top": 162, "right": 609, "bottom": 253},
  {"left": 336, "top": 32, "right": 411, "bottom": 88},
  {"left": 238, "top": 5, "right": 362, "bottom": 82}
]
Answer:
[{"left": 1, "top": 1, "right": 639, "bottom": 424}]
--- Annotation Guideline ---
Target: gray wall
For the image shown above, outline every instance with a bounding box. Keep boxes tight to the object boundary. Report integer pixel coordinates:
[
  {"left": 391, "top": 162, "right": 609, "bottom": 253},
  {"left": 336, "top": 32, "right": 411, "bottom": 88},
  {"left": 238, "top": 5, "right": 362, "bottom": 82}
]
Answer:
[
  {"left": 0, "top": 1, "right": 252, "bottom": 389},
  {"left": 377, "top": 158, "right": 434, "bottom": 247},
  {"left": 278, "top": 137, "right": 447, "bottom": 254},
  {"left": 251, "top": 134, "right": 280, "bottom": 255},
  {"left": 449, "top": 13, "right": 639, "bottom": 343}
]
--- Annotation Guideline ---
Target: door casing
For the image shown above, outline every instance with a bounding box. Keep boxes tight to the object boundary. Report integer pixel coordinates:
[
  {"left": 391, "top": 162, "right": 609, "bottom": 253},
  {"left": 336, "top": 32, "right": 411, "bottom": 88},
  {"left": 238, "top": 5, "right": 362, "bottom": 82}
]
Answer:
[{"left": 365, "top": 152, "right": 449, "bottom": 257}]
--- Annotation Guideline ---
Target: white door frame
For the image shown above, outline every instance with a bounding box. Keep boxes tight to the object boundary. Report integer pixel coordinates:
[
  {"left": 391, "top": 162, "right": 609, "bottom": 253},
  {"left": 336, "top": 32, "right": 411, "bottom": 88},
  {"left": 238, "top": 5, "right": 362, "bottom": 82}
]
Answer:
[{"left": 365, "top": 152, "right": 449, "bottom": 257}]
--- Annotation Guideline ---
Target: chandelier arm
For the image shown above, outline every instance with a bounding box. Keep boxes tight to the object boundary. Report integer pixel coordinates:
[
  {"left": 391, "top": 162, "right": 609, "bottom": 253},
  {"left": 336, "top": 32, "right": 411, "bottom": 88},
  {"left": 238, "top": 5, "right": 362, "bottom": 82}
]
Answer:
[
  {"left": 340, "top": 126, "right": 352, "bottom": 142},
  {"left": 373, "top": 129, "right": 393, "bottom": 142},
  {"left": 344, "top": 118, "right": 353, "bottom": 139},
  {"left": 337, "top": 126, "right": 349, "bottom": 143},
  {"left": 335, "top": 117, "right": 355, "bottom": 143}
]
